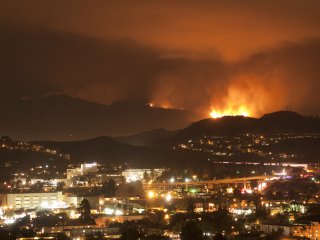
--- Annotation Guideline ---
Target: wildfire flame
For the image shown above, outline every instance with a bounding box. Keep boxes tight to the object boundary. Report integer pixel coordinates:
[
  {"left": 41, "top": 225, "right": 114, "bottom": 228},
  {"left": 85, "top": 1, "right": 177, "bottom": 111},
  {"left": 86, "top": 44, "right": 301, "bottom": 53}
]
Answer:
[{"left": 209, "top": 106, "right": 250, "bottom": 119}]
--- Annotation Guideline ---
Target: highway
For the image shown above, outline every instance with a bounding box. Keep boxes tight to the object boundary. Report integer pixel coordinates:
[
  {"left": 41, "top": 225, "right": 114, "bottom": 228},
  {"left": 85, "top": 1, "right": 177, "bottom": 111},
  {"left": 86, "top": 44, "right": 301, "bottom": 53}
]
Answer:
[{"left": 143, "top": 175, "right": 273, "bottom": 190}]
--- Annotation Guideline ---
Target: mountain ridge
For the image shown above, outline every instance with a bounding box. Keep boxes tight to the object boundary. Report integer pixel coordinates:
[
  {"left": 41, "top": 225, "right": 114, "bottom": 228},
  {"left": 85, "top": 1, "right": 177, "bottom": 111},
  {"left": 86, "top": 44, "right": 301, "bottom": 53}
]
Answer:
[
  {"left": 164, "top": 111, "right": 320, "bottom": 145},
  {"left": 2, "top": 110, "right": 319, "bottom": 168},
  {"left": 0, "top": 94, "right": 200, "bottom": 141}
]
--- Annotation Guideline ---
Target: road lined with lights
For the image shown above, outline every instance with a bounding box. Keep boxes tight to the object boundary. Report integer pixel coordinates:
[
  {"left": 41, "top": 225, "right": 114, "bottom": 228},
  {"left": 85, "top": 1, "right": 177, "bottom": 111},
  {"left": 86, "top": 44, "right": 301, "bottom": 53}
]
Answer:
[{"left": 143, "top": 175, "right": 273, "bottom": 190}]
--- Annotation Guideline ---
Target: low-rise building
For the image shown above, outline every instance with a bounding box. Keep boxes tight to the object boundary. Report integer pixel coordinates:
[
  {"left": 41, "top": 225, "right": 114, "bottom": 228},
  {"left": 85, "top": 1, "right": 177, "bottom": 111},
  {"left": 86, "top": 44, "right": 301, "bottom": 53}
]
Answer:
[
  {"left": 42, "top": 225, "right": 120, "bottom": 239},
  {"left": 0, "top": 191, "right": 64, "bottom": 209},
  {"left": 260, "top": 222, "right": 320, "bottom": 239},
  {"left": 66, "top": 163, "right": 98, "bottom": 186},
  {"left": 65, "top": 195, "right": 104, "bottom": 209},
  {"left": 72, "top": 173, "right": 124, "bottom": 187},
  {"left": 122, "top": 169, "right": 165, "bottom": 182}
]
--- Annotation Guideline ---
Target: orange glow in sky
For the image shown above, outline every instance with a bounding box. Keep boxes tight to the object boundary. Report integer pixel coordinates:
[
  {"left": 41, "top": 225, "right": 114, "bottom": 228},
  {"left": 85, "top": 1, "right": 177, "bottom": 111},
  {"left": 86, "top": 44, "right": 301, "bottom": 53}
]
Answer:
[{"left": 209, "top": 106, "right": 250, "bottom": 119}]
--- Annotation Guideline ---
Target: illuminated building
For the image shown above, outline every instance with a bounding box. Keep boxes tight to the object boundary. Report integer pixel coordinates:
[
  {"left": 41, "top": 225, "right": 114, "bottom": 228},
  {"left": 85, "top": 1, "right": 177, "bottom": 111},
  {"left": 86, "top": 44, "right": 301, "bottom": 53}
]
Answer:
[
  {"left": 71, "top": 173, "right": 124, "bottom": 187},
  {"left": 0, "top": 191, "right": 64, "bottom": 210},
  {"left": 29, "top": 178, "right": 67, "bottom": 187},
  {"left": 66, "top": 162, "right": 98, "bottom": 186},
  {"left": 42, "top": 225, "right": 121, "bottom": 239},
  {"left": 259, "top": 222, "right": 320, "bottom": 239},
  {"left": 121, "top": 169, "right": 165, "bottom": 182},
  {"left": 65, "top": 195, "right": 104, "bottom": 209}
]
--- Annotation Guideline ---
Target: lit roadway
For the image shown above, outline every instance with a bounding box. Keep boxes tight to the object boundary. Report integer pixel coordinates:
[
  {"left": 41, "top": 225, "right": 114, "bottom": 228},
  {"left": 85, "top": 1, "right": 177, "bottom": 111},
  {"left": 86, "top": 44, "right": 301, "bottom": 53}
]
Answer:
[{"left": 143, "top": 175, "right": 273, "bottom": 190}]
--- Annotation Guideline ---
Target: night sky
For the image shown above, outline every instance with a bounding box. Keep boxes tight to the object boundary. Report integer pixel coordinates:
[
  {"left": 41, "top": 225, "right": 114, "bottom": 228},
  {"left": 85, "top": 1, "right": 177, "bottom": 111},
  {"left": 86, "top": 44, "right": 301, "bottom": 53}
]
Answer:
[{"left": 1, "top": 1, "right": 320, "bottom": 117}]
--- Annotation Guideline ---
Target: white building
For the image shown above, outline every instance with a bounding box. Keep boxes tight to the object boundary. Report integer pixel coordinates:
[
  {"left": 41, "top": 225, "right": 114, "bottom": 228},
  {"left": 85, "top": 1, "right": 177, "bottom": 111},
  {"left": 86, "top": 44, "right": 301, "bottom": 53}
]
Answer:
[
  {"left": 81, "top": 163, "right": 98, "bottom": 174},
  {"left": 30, "top": 178, "right": 67, "bottom": 187},
  {"left": 1, "top": 191, "right": 65, "bottom": 210},
  {"left": 67, "top": 163, "right": 98, "bottom": 186},
  {"left": 259, "top": 222, "right": 320, "bottom": 239},
  {"left": 121, "top": 169, "right": 165, "bottom": 182}
]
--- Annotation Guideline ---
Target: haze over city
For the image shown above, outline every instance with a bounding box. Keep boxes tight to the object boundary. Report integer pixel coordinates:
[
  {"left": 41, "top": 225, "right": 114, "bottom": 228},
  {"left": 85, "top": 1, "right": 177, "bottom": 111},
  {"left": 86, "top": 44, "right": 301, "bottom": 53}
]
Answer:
[{"left": 0, "top": 1, "right": 320, "bottom": 240}]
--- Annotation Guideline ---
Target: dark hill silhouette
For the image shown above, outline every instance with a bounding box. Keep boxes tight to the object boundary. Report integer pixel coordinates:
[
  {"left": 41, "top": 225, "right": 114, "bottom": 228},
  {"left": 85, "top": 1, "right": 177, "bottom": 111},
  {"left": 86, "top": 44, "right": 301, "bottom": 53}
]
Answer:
[
  {"left": 0, "top": 95, "right": 200, "bottom": 141},
  {"left": 116, "top": 128, "right": 177, "bottom": 147},
  {"left": 259, "top": 111, "right": 319, "bottom": 132},
  {"left": 261, "top": 111, "right": 303, "bottom": 120},
  {"left": 165, "top": 111, "right": 320, "bottom": 145},
  {"left": 7, "top": 111, "right": 320, "bottom": 168},
  {"left": 35, "top": 136, "right": 210, "bottom": 168}
]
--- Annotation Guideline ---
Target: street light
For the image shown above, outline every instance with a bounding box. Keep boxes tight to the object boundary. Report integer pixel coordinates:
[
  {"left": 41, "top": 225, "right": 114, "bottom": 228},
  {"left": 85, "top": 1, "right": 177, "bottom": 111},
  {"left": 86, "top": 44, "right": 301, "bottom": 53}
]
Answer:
[
  {"left": 165, "top": 193, "right": 172, "bottom": 202},
  {"left": 148, "top": 191, "right": 155, "bottom": 199}
]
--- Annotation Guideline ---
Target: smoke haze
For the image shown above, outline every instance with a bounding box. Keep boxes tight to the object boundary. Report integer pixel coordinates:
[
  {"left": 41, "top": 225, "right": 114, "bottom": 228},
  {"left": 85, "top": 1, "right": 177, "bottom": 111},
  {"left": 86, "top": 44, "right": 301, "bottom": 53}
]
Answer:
[{"left": 1, "top": 1, "right": 320, "bottom": 117}]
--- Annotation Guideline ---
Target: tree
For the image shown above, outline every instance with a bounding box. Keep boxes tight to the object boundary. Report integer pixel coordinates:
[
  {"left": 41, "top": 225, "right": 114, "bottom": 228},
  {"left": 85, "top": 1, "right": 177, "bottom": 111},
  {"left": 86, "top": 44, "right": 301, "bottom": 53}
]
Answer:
[
  {"left": 269, "top": 228, "right": 284, "bottom": 240},
  {"left": 120, "top": 221, "right": 142, "bottom": 240},
  {"left": 213, "top": 233, "right": 226, "bottom": 240},
  {"left": 143, "top": 171, "right": 150, "bottom": 182},
  {"left": 79, "top": 199, "right": 94, "bottom": 224},
  {"left": 31, "top": 181, "right": 44, "bottom": 192},
  {"left": 56, "top": 233, "right": 71, "bottom": 240},
  {"left": 33, "top": 212, "right": 64, "bottom": 227},
  {"left": 85, "top": 232, "right": 104, "bottom": 240},
  {"left": 187, "top": 199, "right": 195, "bottom": 214},
  {"left": 166, "top": 203, "right": 177, "bottom": 213},
  {"left": 233, "top": 188, "right": 242, "bottom": 199},
  {"left": 265, "top": 190, "right": 275, "bottom": 200},
  {"left": 143, "top": 235, "right": 170, "bottom": 240},
  {"left": 15, "top": 180, "right": 23, "bottom": 189},
  {"left": 250, "top": 180, "right": 258, "bottom": 189},
  {"left": 17, "top": 227, "right": 36, "bottom": 238},
  {"left": 288, "top": 189, "right": 298, "bottom": 200},
  {"left": 255, "top": 202, "right": 267, "bottom": 219},
  {"left": 211, "top": 209, "right": 234, "bottom": 233},
  {"left": 150, "top": 169, "right": 155, "bottom": 180},
  {"left": 275, "top": 191, "right": 284, "bottom": 199},
  {"left": 56, "top": 181, "right": 65, "bottom": 191},
  {"left": 180, "top": 221, "right": 203, "bottom": 240},
  {"left": 102, "top": 178, "right": 116, "bottom": 197}
]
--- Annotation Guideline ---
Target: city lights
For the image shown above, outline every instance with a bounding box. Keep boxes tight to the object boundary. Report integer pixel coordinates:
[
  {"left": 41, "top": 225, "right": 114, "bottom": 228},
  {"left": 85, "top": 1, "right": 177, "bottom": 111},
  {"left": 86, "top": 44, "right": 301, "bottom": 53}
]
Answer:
[{"left": 0, "top": 1, "right": 319, "bottom": 239}]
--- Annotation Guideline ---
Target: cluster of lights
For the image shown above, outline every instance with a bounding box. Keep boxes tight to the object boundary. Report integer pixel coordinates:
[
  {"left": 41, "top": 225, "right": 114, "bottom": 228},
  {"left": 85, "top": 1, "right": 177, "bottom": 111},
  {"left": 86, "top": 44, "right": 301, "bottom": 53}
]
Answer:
[
  {"left": 0, "top": 206, "right": 27, "bottom": 225},
  {"left": 104, "top": 207, "right": 123, "bottom": 216},
  {"left": 147, "top": 191, "right": 172, "bottom": 202},
  {"left": 40, "top": 200, "right": 67, "bottom": 209}
]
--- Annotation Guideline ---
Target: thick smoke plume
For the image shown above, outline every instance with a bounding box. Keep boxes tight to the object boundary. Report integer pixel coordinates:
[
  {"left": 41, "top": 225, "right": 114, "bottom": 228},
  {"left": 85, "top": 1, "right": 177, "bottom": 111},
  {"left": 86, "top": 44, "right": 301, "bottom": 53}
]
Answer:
[{"left": 0, "top": 26, "right": 320, "bottom": 117}]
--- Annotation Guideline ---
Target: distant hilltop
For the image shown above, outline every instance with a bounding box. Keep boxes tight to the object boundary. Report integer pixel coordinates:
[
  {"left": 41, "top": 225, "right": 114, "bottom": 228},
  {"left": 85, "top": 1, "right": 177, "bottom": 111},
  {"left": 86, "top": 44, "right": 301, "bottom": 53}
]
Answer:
[
  {"left": 165, "top": 111, "right": 320, "bottom": 145},
  {"left": 1, "top": 110, "right": 319, "bottom": 168},
  {"left": 0, "top": 94, "right": 318, "bottom": 142},
  {"left": 0, "top": 94, "right": 200, "bottom": 141}
]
